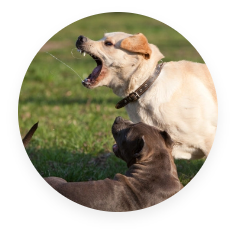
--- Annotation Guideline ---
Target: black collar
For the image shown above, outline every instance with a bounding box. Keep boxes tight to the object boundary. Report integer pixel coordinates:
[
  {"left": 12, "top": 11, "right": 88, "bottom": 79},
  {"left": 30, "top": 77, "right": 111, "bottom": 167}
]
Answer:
[{"left": 115, "top": 62, "right": 164, "bottom": 109}]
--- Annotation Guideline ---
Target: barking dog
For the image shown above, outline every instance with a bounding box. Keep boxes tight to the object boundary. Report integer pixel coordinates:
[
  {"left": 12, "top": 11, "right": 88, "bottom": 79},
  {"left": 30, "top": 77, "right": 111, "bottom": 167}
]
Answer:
[
  {"left": 45, "top": 117, "right": 182, "bottom": 212},
  {"left": 76, "top": 32, "right": 218, "bottom": 160}
]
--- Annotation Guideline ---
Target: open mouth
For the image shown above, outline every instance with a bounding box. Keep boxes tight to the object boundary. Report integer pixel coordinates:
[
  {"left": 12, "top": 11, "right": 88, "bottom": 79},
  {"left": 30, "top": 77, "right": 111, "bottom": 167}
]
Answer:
[
  {"left": 112, "top": 143, "right": 120, "bottom": 157},
  {"left": 113, "top": 143, "right": 118, "bottom": 152},
  {"left": 76, "top": 48, "right": 104, "bottom": 88}
]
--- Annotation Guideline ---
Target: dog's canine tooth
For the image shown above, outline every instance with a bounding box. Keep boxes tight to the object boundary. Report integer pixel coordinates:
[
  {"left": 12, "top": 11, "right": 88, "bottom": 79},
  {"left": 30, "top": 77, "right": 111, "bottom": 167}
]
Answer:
[{"left": 83, "top": 52, "right": 86, "bottom": 56}]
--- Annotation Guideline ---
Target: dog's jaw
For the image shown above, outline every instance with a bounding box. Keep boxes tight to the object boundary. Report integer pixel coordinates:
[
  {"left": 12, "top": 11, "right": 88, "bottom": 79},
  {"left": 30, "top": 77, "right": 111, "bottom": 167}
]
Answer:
[
  {"left": 82, "top": 65, "right": 108, "bottom": 89},
  {"left": 76, "top": 39, "right": 109, "bottom": 89},
  {"left": 112, "top": 118, "right": 134, "bottom": 160},
  {"left": 112, "top": 143, "right": 120, "bottom": 158}
]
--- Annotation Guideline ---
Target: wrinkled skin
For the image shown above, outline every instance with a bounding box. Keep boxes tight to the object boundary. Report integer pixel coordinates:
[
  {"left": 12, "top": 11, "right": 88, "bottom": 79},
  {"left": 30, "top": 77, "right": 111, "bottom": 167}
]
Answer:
[{"left": 45, "top": 117, "right": 182, "bottom": 212}]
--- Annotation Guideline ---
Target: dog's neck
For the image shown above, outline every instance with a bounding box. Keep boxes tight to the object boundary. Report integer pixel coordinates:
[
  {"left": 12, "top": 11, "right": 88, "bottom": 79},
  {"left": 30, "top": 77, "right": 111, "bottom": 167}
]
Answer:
[
  {"left": 125, "top": 47, "right": 164, "bottom": 97},
  {"left": 111, "top": 45, "right": 164, "bottom": 98},
  {"left": 126, "top": 148, "right": 176, "bottom": 178},
  {"left": 126, "top": 157, "right": 138, "bottom": 168},
  {"left": 125, "top": 61, "right": 157, "bottom": 96},
  {"left": 115, "top": 62, "right": 164, "bottom": 109},
  {"left": 112, "top": 61, "right": 157, "bottom": 98}
]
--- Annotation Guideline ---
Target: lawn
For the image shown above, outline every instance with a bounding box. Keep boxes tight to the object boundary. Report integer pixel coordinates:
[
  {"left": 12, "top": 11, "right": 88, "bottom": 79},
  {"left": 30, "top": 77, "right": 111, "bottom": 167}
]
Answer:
[{"left": 18, "top": 12, "right": 205, "bottom": 186}]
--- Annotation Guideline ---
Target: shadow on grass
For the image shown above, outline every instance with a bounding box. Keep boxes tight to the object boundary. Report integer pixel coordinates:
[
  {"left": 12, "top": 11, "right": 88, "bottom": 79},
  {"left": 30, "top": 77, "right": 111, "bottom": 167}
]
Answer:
[
  {"left": 26, "top": 147, "right": 127, "bottom": 182},
  {"left": 19, "top": 96, "right": 119, "bottom": 106},
  {"left": 26, "top": 147, "right": 205, "bottom": 186}
]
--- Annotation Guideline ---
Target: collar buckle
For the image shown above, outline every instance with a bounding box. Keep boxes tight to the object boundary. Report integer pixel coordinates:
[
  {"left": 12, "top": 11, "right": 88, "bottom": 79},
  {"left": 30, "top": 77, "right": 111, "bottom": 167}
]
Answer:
[{"left": 128, "top": 92, "right": 140, "bottom": 101}]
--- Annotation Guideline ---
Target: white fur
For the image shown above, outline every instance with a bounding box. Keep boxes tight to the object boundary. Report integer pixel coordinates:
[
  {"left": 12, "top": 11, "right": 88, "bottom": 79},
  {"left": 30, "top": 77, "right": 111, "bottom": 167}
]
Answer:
[{"left": 82, "top": 32, "right": 218, "bottom": 160}]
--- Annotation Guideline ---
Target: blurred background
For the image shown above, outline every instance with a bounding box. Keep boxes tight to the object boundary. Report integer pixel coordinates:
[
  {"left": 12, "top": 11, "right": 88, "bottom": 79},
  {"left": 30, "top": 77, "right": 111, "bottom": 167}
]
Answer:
[{"left": 18, "top": 12, "right": 205, "bottom": 185}]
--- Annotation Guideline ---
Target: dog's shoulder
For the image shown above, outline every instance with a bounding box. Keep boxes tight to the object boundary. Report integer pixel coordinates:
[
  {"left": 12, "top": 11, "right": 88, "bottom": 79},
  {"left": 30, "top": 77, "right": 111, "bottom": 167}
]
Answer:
[{"left": 163, "top": 60, "right": 205, "bottom": 72}]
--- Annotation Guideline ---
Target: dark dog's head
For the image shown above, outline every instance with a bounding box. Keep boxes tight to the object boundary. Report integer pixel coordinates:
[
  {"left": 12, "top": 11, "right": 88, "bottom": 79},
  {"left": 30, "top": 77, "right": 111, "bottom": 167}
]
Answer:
[{"left": 112, "top": 117, "right": 173, "bottom": 167}]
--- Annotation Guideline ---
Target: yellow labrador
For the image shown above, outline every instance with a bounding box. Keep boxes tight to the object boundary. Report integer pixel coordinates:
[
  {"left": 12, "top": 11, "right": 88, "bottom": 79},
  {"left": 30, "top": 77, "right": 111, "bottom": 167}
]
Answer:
[{"left": 76, "top": 32, "right": 217, "bottom": 160}]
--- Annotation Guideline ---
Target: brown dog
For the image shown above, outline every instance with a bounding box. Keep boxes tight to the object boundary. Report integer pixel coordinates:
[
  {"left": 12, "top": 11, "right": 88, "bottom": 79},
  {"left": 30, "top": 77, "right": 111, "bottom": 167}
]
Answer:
[{"left": 45, "top": 117, "right": 183, "bottom": 211}]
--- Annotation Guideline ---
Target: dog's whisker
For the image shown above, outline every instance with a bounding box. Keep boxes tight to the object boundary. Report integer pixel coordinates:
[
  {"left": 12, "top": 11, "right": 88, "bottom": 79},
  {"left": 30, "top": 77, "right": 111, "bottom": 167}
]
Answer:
[{"left": 46, "top": 52, "right": 83, "bottom": 81}]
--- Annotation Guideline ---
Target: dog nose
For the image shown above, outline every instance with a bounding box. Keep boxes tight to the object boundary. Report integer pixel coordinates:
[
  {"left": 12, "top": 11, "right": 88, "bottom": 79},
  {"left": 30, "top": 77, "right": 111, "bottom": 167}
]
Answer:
[
  {"left": 115, "top": 116, "right": 124, "bottom": 124},
  {"left": 78, "top": 35, "right": 87, "bottom": 43},
  {"left": 76, "top": 35, "right": 88, "bottom": 48}
]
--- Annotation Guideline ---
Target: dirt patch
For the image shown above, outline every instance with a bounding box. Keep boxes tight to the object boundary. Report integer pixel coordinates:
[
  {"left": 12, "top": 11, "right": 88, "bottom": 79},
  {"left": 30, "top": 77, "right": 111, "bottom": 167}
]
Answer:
[{"left": 40, "top": 41, "right": 72, "bottom": 52}]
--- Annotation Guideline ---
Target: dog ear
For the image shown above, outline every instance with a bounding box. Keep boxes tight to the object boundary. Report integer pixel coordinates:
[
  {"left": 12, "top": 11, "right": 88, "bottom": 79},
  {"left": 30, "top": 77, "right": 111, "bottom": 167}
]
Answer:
[
  {"left": 133, "top": 136, "right": 145, "bottom": 158},
  {"left": 160, "top": 131, "right": 173, "bottom": 149},
  {"left": 22, "top": 122, "right": 38, "bottom": 147},
  {"left": 120, "top": 33, "right": 152, "bottom": 59}
]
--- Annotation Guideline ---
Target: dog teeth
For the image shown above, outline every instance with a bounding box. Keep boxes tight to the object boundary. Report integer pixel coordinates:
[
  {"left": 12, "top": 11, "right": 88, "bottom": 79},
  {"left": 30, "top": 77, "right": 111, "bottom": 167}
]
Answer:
[{"left": 78, "top": 51, "right": 99, "bottom": 59}]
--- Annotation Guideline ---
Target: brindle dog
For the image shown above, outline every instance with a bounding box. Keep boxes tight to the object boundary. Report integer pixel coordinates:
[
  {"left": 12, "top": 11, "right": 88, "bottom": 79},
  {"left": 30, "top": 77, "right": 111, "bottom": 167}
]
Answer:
[{"left": 45, "top": 117, "right": 183, "bottom": 211}]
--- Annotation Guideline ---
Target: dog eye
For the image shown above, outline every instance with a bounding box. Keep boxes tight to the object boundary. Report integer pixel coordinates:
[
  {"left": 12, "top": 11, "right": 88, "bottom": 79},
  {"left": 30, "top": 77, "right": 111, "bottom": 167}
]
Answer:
[{"left": 105, "top": 41, "right": 113, "bottom": 46}]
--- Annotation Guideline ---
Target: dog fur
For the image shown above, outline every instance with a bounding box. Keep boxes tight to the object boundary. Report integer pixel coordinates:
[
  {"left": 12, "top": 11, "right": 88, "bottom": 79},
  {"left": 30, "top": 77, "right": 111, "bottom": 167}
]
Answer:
[
  {"left": 21, "top": 119, "right": 183, "bottom": 211},
  {"left": 76, "top": 32, "right": 218, "bottom": 160},
  {"left": 45, "top": 117, "right": 183, "bottom": 212},
  {"left": 22, "top": 122, "right": 38, "bottom": 147}
]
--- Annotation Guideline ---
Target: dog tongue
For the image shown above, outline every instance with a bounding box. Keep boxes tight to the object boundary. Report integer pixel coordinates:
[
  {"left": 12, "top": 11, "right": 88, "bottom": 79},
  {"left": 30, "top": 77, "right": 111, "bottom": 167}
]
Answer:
[
  {"left": 113, "top": 144, "right": 118, "bottom": 152},
  {"left": 89, "top": 65, "right": 102, "bottom": 80}
]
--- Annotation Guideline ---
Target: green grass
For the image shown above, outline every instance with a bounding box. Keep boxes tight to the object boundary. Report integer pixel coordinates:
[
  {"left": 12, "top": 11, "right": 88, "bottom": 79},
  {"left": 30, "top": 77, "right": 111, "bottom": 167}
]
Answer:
[{"left": 19, "top": 13, "right": 205, "bottom": 186}]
